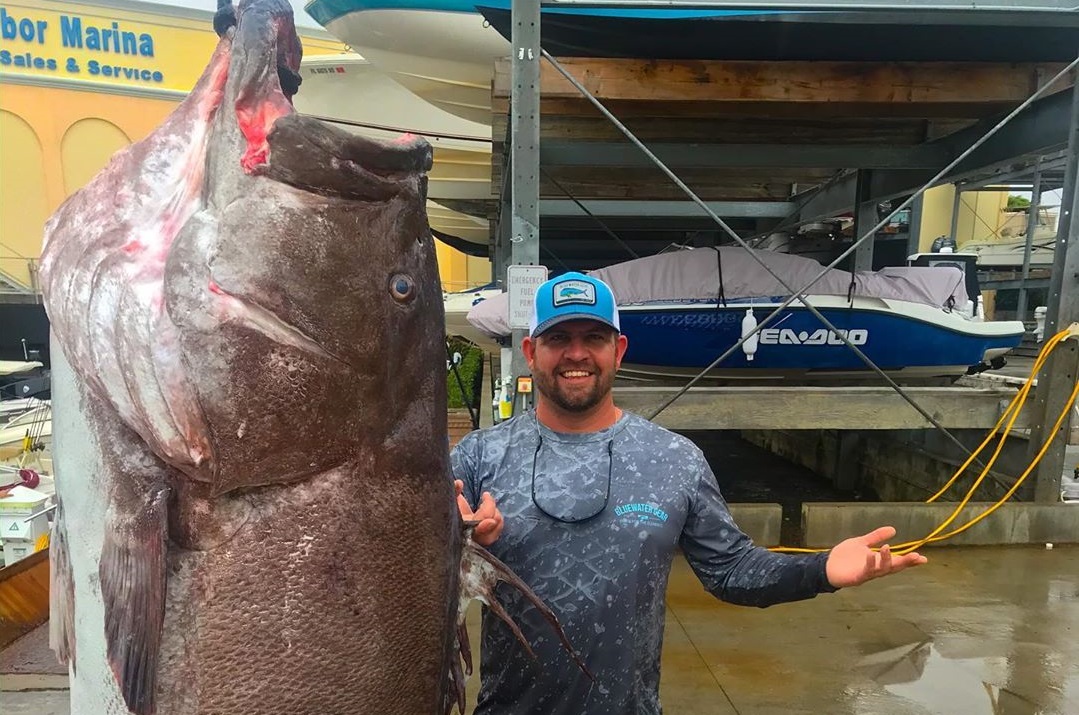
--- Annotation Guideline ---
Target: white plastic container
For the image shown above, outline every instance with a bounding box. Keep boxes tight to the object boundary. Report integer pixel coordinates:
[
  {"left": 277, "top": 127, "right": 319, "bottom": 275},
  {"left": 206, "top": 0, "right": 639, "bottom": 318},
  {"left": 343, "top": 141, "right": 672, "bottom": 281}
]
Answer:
[{"left": 0, "top": 485, "right": 50, "bottom": 566}]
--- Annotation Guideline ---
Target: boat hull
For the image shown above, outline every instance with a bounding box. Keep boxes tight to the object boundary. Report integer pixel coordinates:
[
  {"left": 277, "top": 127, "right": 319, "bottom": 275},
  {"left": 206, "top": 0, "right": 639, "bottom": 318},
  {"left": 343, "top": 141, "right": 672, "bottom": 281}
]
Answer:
[
  {"left": 307, "top": 1, "right": 1079, "bottom": 124},
  {"left": 617, "top": 298, "right": 1024, "bottom": 380},
  {"left": 476, "top": 5, "right": 1079, "bottom": 64},
  {"left": 317, "top": 9, "right": 505, "bottom": 124},
  {"left": 294, "top": 53, "right": 493, "bottom": 245}
]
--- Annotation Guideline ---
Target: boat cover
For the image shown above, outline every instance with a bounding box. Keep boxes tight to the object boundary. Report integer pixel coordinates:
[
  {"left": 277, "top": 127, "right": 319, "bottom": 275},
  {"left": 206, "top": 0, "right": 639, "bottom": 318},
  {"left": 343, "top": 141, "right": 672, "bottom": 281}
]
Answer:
[{"left": 466, "top": 247, "right": 969, "bottom": 339}]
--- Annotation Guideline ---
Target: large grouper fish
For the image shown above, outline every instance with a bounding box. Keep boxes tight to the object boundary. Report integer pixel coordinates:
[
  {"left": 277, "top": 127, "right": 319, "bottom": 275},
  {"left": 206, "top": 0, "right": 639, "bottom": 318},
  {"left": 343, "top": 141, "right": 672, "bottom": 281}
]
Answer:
[{"left": 37, "top": 1, "right": 585, "bottom": 713}]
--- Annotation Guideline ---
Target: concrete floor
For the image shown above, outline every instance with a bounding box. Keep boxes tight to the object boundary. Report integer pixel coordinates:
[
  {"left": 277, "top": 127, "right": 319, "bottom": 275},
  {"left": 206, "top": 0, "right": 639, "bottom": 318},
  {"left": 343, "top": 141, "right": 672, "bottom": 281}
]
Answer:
[{"left": 4, "top": 545, "right": 1076, "bottom": 714}]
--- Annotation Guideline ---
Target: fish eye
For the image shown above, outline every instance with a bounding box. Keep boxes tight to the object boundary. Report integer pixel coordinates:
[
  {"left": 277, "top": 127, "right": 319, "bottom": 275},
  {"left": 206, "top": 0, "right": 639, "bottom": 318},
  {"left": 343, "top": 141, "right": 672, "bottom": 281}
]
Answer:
[{"left": 390, "top": 274, "right": 415, "bottom": 302}]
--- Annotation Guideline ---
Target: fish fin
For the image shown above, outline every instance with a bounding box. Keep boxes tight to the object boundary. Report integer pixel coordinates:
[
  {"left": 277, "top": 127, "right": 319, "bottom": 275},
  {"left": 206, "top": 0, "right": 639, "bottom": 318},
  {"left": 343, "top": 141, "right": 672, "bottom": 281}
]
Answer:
[
  {"left": 449, "top": 646, "right": 467, "bottom": 715},
  {"left": 48, "top": 500, "right": 77, "bottom": 673},
  {"left": 459, "top": 540, "right": 594, "bottom": 682},
  {"left": 100, "top": 482, "right": 170, "bottom": 715},
  {"left": 457, "top": 620, "right": 472, "bottom": 677}
]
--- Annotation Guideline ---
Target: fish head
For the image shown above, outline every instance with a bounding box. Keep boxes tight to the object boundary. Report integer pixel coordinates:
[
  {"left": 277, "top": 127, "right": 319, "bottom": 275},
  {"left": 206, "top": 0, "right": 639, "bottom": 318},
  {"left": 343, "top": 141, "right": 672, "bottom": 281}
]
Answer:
[{"left": 161, "top": 1, "right": 444, "bottom": 494}]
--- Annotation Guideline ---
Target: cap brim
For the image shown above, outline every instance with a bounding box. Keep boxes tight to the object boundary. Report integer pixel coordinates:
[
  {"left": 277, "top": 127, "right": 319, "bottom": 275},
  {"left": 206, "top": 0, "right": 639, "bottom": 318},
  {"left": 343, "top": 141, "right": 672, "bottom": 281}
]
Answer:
[{"left": 531, "top": 312, "right": 620, "bottom": 337}]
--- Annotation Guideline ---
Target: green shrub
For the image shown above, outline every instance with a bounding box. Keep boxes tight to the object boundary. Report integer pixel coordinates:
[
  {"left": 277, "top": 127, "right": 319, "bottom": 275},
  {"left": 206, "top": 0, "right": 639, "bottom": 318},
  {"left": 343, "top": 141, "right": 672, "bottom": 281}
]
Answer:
[{"left": 447, "top": 338, "right": 484, "bottom": 409}]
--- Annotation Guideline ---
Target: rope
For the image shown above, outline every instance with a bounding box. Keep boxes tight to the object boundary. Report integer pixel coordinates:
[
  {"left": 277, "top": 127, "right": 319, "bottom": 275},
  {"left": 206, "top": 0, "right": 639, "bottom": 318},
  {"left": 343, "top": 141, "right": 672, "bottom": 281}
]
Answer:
[{"left": 713, "top": 247, "right": 727, "bottom": 308}]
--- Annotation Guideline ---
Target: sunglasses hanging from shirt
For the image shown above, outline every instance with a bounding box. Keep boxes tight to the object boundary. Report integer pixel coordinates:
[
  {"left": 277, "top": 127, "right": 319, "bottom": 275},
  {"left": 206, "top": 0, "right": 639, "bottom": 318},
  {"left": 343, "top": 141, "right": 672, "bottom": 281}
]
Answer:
[{"left": 530, "top": 435, "right": 613, "bottom": 523}]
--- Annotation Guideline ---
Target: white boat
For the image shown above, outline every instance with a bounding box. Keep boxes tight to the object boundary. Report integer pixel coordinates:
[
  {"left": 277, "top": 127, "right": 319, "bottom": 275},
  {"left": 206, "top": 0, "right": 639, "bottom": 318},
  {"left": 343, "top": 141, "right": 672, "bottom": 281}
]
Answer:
[
  {"left": 0, "top": 404, "right": 51, "bottom": 475},
  {"left": 444, "top": 285, "right": 502, "bottom": 347},
  {"left": 465, "top": 247, "right": 1026, "bottom": 382},
  {"left": 294, "top": 52, "right": 493, "bottom": 249},
  {"left": 958, "top": 235, "right": 1056, "bottom": 270},
  {"left": 303, "top": 1, "right": 1079, "bottom": 126}
]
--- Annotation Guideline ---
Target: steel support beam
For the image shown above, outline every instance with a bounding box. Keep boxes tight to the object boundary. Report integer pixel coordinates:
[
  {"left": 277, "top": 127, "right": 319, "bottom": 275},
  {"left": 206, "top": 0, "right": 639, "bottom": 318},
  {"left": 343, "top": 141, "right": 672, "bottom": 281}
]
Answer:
[
  {"left": 795, "top": 88, "right": 1076, "bottom": 222},
  {"left": 944, "top": 90, "right": 1074, "bottom": 177},
  {"left": 1029, "top": 78, "right": 1079, "bottom": 503},
  {"left": 1016, "top": 161, "right": 1044, "bottom": 320},
  {"left": 542, "top": 199, "right": 796, "bottom": 219},
  {"left": 949, "top": 184, "right": 962, "bottom": 242},
  {"left": 539, "top": 141, "right": 950, "bottom": 169},
  {"left": 509, "top": 0, "right": 541, "bottom": 411},
  {"left": 795, "top": 170, "right": 932, "bottom": 224},
  {"left": 907, "top": 193, "right": 925, "bottom": 255},
  {"left": 853, "top": 170, "right": 877, "bottom": 271},
  {"left": 979, "top": 277, "right": 1051, "bottom": 291},
  {"left": 954, "top": 151, "right": 1067, "bottom": 191}
]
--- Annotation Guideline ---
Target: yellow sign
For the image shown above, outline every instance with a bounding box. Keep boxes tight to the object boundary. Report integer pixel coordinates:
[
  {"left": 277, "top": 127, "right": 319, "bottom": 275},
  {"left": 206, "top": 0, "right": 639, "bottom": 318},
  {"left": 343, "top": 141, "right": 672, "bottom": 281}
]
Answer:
[
  {"left": 0, "top": 1, "right": 345, "bottom": 94},
  {"left": 0, "top": 1, "right": 217, "bottom": 92}
]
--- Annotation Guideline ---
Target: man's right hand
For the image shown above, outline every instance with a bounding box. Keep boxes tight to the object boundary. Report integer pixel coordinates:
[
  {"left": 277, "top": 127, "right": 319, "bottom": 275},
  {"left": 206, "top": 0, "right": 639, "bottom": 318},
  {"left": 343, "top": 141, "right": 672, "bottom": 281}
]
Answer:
[{"left": 455, "top": 479, "right": 504, "bottom": 547}]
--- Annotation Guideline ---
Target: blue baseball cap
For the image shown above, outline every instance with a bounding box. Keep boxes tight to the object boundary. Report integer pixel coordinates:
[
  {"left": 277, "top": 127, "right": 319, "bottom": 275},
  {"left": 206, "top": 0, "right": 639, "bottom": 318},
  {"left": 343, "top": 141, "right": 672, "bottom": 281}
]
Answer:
[{"left": 529, "top": 272, "right": 620, "bottom": 337}]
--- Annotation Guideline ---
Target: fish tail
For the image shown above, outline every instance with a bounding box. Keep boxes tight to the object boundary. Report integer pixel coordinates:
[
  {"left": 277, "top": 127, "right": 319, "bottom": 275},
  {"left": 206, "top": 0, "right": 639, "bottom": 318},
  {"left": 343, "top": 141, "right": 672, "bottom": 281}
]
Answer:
[
  {"left": 48, "top": 499, "right": 77, "bottom": 672},
  {"left": 100, "top": 479, "right": 170, "bottom": 715},
  {"left": 458, "top": 540, "right": 594, "bottom": 682}
]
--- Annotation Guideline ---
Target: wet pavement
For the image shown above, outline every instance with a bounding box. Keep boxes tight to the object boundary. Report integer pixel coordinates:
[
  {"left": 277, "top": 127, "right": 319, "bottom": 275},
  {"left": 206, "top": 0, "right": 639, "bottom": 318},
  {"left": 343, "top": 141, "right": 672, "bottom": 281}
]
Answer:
[
  {"left": 657, "top": 544, "right": 1079, "bottom": 715},
  {"left": 5, "top": 545, "right": 1078, "bottom": 714}
]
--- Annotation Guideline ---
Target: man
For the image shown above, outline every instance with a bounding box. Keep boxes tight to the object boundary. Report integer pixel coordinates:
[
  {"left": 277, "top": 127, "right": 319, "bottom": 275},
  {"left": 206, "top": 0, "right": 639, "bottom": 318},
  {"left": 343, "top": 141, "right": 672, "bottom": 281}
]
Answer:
[{"left": 451, "top": 272, "right": 926, "bottom": 715}]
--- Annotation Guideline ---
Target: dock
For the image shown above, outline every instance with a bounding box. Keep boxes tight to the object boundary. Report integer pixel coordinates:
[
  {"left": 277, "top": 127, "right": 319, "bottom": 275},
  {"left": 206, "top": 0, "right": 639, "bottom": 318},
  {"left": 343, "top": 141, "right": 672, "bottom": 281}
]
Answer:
[{"left": 476, "top": 0, "right": 1079, "bottom": 523}]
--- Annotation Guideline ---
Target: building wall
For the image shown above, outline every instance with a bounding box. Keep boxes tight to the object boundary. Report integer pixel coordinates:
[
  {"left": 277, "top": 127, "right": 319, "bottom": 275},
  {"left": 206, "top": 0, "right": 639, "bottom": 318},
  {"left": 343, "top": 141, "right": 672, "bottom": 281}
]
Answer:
[
  {"left": 955, "top": 190, "right": 1010, "bottom": 246},
  {"left": 0, "top": 82, "right": 176, "bottom": 285},
  {"left": 918, "top": 185, "right": 956, "bottom": 251},
  {"left": 1, "top": 0, "right": 452, "bottom": 293}
]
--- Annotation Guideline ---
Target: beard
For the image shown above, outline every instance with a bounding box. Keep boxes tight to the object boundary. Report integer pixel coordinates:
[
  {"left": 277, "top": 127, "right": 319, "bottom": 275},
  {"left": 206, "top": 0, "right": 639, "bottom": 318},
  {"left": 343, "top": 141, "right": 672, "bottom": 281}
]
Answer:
[{"left": 533, "top": 361, "right": 617, "bottom": 413}]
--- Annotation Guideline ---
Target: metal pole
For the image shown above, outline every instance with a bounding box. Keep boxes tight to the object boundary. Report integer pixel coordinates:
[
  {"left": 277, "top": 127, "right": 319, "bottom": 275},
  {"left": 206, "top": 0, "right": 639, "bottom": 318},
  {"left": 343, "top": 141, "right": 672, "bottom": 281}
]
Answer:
[
  {"left": 949, "top": 183, "right": 962, "bottom": 245},
  {"left": 1016, "top": 160, "right": 1043, "bottom": 321},
  {"left": 1030, "top": 76, "right": 1079, "bottom": 503},
  {"left": 853, "top": 170, "right": 877, "bottom": 272},
  {"left": 509, "top": 0, "right": 541, "bottom": 412},
  {"left": 907, "top": 193, "right": 925, "bottom": 256}
]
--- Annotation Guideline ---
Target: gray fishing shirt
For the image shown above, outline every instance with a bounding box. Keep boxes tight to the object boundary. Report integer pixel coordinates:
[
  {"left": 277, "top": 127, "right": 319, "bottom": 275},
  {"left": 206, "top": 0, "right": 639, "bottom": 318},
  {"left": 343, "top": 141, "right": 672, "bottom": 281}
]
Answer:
[{"left": 451, "top": 410, "right": 836, "bottom": 715}]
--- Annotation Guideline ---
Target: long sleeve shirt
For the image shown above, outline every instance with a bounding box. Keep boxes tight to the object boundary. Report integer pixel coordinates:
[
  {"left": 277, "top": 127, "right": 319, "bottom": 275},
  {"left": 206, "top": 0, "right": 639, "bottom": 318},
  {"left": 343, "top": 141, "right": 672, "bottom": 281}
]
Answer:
[{"left": 451, "top": 410, "right": 836, "bottom": 715}]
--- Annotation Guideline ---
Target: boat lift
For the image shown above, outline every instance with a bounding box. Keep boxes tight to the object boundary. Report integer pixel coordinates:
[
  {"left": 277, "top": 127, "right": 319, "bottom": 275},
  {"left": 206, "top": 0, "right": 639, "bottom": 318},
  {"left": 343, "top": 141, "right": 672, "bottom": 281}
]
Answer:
[{"left": 497, "top": 0, "right": 1079, "bottom": 502}]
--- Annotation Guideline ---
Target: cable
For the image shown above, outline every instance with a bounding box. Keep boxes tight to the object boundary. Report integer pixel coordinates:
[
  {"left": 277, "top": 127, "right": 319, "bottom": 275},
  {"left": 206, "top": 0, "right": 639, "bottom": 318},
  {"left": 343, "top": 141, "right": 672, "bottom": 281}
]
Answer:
[{"left": 768, "top": 326, "right": 1079, "bottom": 554}]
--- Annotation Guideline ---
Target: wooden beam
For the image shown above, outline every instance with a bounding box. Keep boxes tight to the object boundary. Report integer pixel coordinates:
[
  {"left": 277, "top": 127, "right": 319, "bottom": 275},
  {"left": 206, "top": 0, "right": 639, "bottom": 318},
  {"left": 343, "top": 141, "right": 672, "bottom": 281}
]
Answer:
[
  {"left": 612, "top": 386, "right": 1030, "bottom": 431},
  {"left": 491, "top": 101, "right": 969, "bottom": 145},
  {"left": 494, "top": 59, "right": 1070, "bottom": 118}
]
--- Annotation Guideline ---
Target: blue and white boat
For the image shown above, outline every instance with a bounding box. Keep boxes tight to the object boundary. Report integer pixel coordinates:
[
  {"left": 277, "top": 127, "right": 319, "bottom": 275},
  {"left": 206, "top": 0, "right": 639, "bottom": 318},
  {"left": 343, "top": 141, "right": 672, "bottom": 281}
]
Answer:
[
  {"left": 464, "top": 247, "right": 1026, "bottom": 381},
  {"left": 303, "top": 0, "right": 1079, "bottom": 124}
]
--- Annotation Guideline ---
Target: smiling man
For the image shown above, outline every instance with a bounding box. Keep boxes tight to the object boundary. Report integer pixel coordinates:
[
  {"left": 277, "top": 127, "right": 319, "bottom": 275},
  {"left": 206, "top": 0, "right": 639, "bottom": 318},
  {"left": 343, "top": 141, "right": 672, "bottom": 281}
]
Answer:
[{"left": 451, "top": 271, "right": 926, "bottom": 715}]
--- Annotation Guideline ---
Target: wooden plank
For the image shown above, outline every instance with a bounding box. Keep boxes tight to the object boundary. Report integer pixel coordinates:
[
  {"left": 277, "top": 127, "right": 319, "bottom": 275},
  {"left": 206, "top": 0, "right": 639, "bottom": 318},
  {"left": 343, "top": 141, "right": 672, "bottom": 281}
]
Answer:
[
  {"left": 0, "top": 548, "right": 50, "bottom": 648},
  {"left": 612, "top": 386, "right": 1029, "bottom": 430},
  {"left": 494, "top": 59, "right": 1070, "bottom": 113},
  {"left": 492, "top": 103, "right": 966, "bottom": 145}
]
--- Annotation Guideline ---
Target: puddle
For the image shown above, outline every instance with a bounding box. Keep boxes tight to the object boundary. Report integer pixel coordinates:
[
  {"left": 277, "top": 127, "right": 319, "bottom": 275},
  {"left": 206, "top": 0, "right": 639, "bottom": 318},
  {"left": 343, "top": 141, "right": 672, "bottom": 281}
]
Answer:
[{"left": 857, "top": 638, "right": 1077, "bottom": 714}]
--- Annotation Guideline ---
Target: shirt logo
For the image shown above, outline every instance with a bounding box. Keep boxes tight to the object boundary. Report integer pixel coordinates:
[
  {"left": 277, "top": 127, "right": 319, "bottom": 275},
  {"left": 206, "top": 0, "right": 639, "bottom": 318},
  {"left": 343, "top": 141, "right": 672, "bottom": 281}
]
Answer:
[
  {"left": 553, "top": 280, "right": 596, "bottom": 307},
  {"left": 614, "top": 503, "right": 669, "bottom": 524}
]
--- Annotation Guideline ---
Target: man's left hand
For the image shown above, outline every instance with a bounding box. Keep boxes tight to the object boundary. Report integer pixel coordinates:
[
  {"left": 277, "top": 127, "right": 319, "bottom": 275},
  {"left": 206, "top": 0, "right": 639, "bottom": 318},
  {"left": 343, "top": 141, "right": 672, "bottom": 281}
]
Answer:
[
  {"left": 455, "top": 479, "right": 504, "bottom": 547},
  {"left": 825, "top": 526, "right": 927, "bottom": 588}
]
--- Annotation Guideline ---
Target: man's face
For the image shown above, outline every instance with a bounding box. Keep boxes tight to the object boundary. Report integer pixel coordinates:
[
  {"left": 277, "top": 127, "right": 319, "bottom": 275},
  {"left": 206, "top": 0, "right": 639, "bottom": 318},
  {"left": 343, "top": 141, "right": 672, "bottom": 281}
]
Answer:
[{"left": 523, "top": 319, "right": 628, "bottom": 413}]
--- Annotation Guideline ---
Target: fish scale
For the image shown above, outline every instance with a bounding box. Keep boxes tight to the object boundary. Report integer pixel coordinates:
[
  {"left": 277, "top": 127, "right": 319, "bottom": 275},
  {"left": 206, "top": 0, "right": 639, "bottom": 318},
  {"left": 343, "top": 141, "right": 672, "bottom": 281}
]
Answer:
[{"left": 38, "top": 1, "right": 585, "bottom": 713}]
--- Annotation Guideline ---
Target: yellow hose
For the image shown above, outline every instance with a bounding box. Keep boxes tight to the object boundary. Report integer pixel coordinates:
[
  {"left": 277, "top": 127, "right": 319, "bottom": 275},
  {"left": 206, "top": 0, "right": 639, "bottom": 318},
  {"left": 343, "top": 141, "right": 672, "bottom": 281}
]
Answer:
[{"left": 770, "top": 326, "right": 1078, "bottom": 555}]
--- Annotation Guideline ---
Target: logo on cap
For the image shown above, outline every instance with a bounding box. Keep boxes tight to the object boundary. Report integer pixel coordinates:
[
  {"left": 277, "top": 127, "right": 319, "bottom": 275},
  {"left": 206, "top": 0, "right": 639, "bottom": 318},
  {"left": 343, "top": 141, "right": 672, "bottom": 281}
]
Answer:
[{"left": 552, "top": 280, "right": 596, "bottom": 307}]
